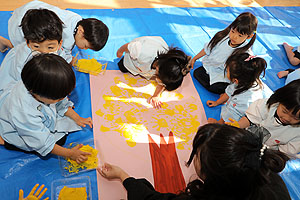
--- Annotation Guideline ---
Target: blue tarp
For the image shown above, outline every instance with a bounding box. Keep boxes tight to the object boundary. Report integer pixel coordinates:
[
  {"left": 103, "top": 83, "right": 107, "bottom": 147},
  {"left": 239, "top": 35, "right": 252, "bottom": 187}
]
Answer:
[{"left": 0, "top": 6, "right": 299, "bottom": 200}]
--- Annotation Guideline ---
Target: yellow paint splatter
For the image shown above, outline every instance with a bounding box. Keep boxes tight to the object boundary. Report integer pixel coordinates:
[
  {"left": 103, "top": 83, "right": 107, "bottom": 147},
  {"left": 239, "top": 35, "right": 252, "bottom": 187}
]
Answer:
[
  {"left": 95, "top": 109, "right": 104, "bottom": 117},
  {"left": 100, "top": 125, "right": 110, "bottom": 132},
  {"left": 189, "top": 104, "right": 197, "bottom": 111},
  {"left": 175, "top": 105, "right": 184, "bottom": 113},
  {"left": 58, "top": 186, "right": 87, "bottom": 200},
  {"left": 75, "top": 58, "right": 106, "bottom": 75},
  {"left": 124, "top": 74, "right": 138, "bottom": 85},
  {"left": 65, "top": 145, "right": 98, "bottom": 173},
  {"left": 105, "top": 114, "right": 114, "bottom": 121}
]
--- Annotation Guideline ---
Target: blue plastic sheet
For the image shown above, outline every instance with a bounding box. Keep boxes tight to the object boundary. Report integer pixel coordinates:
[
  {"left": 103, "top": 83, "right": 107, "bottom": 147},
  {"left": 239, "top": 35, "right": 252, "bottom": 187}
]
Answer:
[{"left": 0, "top": 6, "right": 299, "bottom": 200}]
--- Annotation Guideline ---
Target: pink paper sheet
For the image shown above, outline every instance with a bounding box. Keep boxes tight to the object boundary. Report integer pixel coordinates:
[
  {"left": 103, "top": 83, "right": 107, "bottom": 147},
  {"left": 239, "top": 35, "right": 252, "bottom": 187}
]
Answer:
[{"left": 90, "top": 70, "right": 207, "bottom": 199}]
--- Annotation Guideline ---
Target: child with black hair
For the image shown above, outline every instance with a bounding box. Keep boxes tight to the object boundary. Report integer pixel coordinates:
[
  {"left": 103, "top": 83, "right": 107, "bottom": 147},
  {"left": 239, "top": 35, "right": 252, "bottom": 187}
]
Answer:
[
  {"left": 0, "top": 8, "right": 66, "bottom": 96},
  {"left": 207, "top": 53, "right": 267, "bottom": 124},
  {"left": 229, "top": 79, "right": 300, "bottom": 158},
  {"left": 98, "top": 123, "right": 291, "bottom": 200},
  {"left": 0, "top": 0, "right": 109, "bottom": 60},
  {"left": 0, "top": 54, "right": 92, "bottom": 163},
  {"left": 117, "top": 36, "right": 191, "bottom": 109},
  {"left": 192, "top": 12, "right": 258, "bottom": 94}
]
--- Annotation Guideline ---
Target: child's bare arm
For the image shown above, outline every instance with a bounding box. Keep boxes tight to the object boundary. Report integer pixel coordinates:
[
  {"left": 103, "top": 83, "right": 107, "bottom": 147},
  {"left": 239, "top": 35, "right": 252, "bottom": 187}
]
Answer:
[
  {"left": 147, "top": 84, "right": 165, "bottom": 109},
  {"left": 191, "top": 49, "right": 206, "bottom": 68},
  {"left": 64, "top": 107, "right": 93, "bottom": 128},
  {"left": 117, "top": 43, "right": 129, "bottom": 58},
  {"left": 51, "top": 144, "right": 91, "bottom": 164},
  {"left": 207, "top": 93, "right": 229, "bottom": 107}
]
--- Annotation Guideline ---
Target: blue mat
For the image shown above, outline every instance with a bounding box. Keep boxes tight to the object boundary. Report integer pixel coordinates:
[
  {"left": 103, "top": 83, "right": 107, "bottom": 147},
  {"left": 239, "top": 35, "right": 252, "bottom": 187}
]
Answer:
[{"left": 0, "top": 6, "right": 299, "bottom": 200}]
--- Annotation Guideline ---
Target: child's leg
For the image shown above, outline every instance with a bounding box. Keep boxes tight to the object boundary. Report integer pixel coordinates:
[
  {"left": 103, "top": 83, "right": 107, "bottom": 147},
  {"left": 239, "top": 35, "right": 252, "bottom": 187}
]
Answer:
[
  {"left": 283, "top": 42, "right": 300, "bottom": 66},
  {"left": 117, "top": 57, "right": 129, "bottom": 73},
  {"left": 277, "top": 69, "right": 295, "bottom": 79},
  {"left": 193, "top": 66, "right": 210, "bottom": 89},
  {"left": 209, "top": 82, "right": 229, "bottom": 94},
  {"left": 0, "top": 36, "right": 13, "bottom": 52}
]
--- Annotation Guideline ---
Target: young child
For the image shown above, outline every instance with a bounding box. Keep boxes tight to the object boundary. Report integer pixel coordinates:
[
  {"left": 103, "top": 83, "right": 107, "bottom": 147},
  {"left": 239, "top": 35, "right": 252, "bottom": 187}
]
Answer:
[
  {"left": 0, "top": 54, "right": 92, "bottom": 163},
  {"left": 229, "top": 79, "right": 300, "bottom": 158},
  {"left": 0, "top": 0, "right": 109, "bottom": 62},
  {"left": 207, "top": 53, "right": 266, "bottom": 124},
  {"left": 0, "top": 8, "right": 67, "bottom": 95},
  {"left": 277, "top": 43, "right": 300, "bottom": 84},
  {"left": 117, "top": 36, "right": 191, "bottom": 109},
  {"left": 192, "top": 12, "right": 258, "bottom": 94},
  {"left": 98, "top": 124, "right": 290, "bottom": 200}
]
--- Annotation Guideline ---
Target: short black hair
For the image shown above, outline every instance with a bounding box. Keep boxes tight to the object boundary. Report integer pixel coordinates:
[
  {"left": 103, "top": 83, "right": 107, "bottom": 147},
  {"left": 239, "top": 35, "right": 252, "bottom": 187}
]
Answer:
[
  {"left": 21, "top": 54, "right": 75, "bottom": 100},
  {"left": 77, "top": 18, "right": 109, "bottom": 51},
  {"left": 267, "top": 79, "right": 300, "bottom": 118},
  {"left": 21, "top": 8, "right": 63, "bottom": 43},
  {"left": 156, "top": 47, "right": 190, "bottom": 91}
]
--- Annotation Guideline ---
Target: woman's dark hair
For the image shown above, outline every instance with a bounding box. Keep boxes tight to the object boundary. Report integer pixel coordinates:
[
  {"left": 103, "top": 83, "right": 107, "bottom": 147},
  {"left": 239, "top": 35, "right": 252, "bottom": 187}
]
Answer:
[
  {"left": 21, "top": 9, "right": 63, "bottom": 43},
  {"left": 225, "top": 53, "right": 266, "bottom": 96},
  {"left": 184, "top": 124, "right": 289, "bottom": 199},
  {"left": 77, "top": 18, "right": 109, "bottom": 51},
  {"left": 208, "top": 12, "right": 257, "bottom": 56},
  {"left": 21, "top": 54, "right": 75, "bottom": 100},
  {"left": 267, "top": 79, "right": 300, "bottom": 118},
  {"left": 156, "top": 47, "right": 191, "bottom": 91}
]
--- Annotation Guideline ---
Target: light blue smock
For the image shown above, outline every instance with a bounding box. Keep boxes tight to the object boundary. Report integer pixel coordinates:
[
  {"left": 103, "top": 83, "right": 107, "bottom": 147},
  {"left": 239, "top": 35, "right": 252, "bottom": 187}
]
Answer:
[
  {"left": 221, "top": 83, "right": 264, "bottom": 122},
  {"left": 286, "top": 68, "right": 300, "bottom": 85},
  {"left": 0, "top": 81, "right": 81, "bottom": 156},
  {"left": 202, "top": 36, "right": 248, "bottom": 85},
  {"left": 0, "top": 42, "right": 68, "bottom": 96},
  {"left": 8, "top": 0, "right": 82, "bottom": 63}
]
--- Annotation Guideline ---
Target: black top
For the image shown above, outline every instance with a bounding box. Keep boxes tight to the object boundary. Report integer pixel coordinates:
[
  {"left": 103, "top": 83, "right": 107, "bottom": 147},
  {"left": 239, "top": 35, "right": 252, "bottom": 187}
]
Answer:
[{"left": 123, "top": 172, "right": 291, "bottom": 200}]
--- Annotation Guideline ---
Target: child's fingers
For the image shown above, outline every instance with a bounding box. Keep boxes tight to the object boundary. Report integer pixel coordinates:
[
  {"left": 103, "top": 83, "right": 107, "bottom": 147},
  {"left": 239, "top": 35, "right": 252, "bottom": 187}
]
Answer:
[{"left": 18, "top": 189, "right": 24, "bottom": 200}]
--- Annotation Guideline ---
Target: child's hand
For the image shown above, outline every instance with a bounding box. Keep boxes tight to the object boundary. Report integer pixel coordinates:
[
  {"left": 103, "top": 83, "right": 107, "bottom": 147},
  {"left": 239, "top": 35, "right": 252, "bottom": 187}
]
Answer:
[
  {"left": 116, "top": 48, "right": 124, "bottom": 58},
  {"left": 70, "top": 144, "right": 91, "bottom": 164},
  {"left": 190, "top": 57, "right": 197, "bottom": 69},
  {"left": 97, "top": 163, "right": 130, "bottom": 182},
  {"left": 225, "top": 118, "right": 240, "bottom": 128},
  {"left": 206, "top": 100, "right": 218, "bottom": 107},
  {"left": 147, "top": 96, "right": 163, "bottom": 109},
  {"left": 75, "top": 116, "right": 93, "bottom": 128},
  {"left": 19, "top": 184, "right": 48, "bottom": 200}
]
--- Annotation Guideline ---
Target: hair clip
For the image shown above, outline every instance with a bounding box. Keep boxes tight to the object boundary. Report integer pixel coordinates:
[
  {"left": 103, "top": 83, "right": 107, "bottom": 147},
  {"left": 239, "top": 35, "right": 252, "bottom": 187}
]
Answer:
[
  {"left": 244, "top": 55, "right": 257, "bottom": 61},
  {"left": 253, "top": 30, "right": 257, "bottom": 34},
  {"left": 259, "top": 144, "right": 269, "bottom": 160}
]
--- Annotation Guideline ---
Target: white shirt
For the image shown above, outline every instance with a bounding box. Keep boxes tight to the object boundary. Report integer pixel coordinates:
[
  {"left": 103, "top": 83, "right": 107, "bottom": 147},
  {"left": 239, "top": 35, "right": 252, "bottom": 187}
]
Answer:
[
  {"left": 245, "top": 98, "right": 300, "bottom": 158},
  {"left": 123, "top": 36, "right": 168, "bottom": 80}
]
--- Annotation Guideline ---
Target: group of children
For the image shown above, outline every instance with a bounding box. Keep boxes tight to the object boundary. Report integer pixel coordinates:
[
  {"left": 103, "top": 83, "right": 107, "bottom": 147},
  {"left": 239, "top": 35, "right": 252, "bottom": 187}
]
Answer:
[{"left": 0, "top": 1, "right": 299, "bottom": 199}]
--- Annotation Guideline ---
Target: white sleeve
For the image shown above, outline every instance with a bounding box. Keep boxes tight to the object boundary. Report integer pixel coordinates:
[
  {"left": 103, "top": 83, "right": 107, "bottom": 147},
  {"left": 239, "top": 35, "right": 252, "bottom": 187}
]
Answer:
[
  {"left": 128, "top": 39, "right": 143, "bottom": 60},
  {"left": 245, "top": 98, "right": 269, "bottom": 124}
]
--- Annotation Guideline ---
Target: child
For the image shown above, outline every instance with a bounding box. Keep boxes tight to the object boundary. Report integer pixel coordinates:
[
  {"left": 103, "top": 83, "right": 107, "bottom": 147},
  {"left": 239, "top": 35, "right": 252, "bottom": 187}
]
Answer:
[
  {"left": 228, "top": 79, "right": 300, "bottom": 158},
  {"left": 0, "top": 8, "right": 67, "bottom": 96},
  {"left": 0, "top": 54, "right": 93, "bottom": 163},
  {"left": 207, "top": 53, "right": 266, "bottom": 124},
  {"left": 0, "top": 0, "right": 109, "bottom": 62},
  {"left": 98, "top": 124, "right": 290, "bottom": 200},
  {"left": 117, "top": 36, "right": 191, "bottom": 109},
  {"left": 277, "top": 43, "right": 300, "bottom": 84},
  {"left": 192, "top": 12, "right": 258, "bottom": 94}
]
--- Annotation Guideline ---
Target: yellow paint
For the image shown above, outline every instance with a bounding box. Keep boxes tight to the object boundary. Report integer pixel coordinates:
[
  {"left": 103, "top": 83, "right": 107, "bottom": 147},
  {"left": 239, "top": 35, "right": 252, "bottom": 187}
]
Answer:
[
  {"left": 100, "top": 125, "right": 110, "bottom": 132},
  {"left": 95, "top": 74, "right": 202, "bottom": 150},
  {"left": 75, "top": 58, "right": 107, "bottom": 75},
  {"left": 95, "top": 109, "right": 104, "bottom": 117},
  {"left": 58, "top": 186, "right": 87, "bottom": 200},
  {"left": 65, "top": 145, "right": 98, "bottom": 173}
]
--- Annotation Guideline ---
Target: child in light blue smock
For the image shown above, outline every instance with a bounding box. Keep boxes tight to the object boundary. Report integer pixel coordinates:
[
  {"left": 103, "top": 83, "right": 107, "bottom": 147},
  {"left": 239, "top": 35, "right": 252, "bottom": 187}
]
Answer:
[
  {"left": 191, "top": 12, "right": 258, "bottom": 94},
  {"left": 0, "top": 54, "right": 92, "bottom": 163},
  {"left": 0, "top": 8, "right": 67, "bottom": 96},
  {"left": 206, "top": 53, "right": 267, "bottom": 124},
  {"left": 0, "top": 0, "right": 109, "bottom": 59}
]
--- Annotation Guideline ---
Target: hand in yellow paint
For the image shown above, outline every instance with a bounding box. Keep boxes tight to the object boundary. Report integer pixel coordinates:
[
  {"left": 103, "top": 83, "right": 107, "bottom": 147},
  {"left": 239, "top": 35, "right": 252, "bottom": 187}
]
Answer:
[
  {"left": 98, "top": 163, "right": 130, "bottom": 182},
  {"left": 225, "top": 118, "right": 240, "bottom": 128},
  {"left": 147, "top": 96, "right": 163, "bottom": 109},
  {"left": 19, "top": 184, "right": 48, "bottom": 200},
  {"left": 70, "top": 144, "right": 91, "bottom": 164}
]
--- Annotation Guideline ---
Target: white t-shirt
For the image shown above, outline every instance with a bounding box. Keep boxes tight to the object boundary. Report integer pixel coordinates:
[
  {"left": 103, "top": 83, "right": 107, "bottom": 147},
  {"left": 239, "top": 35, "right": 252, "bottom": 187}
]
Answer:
[
  {"left": 123, "top": 36, "right": 168, "bottom": 80},
  {"left": 245, "top": 98, "right": 300, "bottom": 158}
]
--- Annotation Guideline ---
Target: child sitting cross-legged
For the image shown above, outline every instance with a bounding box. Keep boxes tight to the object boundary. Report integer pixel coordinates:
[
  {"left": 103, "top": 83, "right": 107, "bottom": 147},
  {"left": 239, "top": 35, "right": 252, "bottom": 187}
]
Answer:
[{"left": 0, "top": 54, "right": 92, "bottom": 163}]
